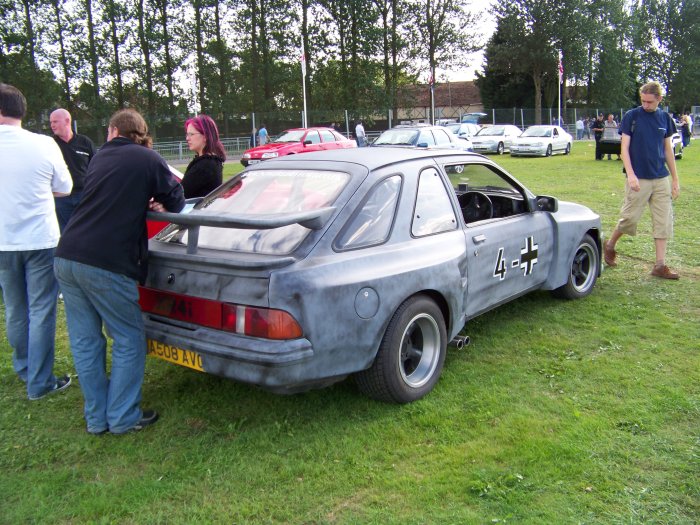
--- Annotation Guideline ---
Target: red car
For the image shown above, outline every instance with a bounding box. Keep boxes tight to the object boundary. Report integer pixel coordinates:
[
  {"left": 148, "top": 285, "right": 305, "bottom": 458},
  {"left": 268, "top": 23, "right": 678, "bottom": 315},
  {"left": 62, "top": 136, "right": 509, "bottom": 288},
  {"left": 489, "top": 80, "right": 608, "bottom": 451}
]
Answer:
[{"left": 240, "top": 127, "right": 356, "bottom": 166}]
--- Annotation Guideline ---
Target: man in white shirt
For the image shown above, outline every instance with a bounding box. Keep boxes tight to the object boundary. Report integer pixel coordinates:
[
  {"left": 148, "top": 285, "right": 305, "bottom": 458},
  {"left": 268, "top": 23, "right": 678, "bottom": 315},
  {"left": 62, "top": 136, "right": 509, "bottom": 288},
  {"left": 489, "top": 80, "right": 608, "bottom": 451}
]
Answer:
[
  {"left": 355, "top": 120, "right": 366, "bottom": 147},
  {"left": 0, "top": 83, "right": 74, "bottom": 400}
]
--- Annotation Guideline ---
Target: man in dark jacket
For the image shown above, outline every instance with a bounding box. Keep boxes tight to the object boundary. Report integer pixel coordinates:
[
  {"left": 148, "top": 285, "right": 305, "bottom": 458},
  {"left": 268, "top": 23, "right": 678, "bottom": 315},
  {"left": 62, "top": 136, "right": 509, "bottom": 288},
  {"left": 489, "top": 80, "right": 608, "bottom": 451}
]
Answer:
[
  {"left": 591, "top": 114, "right": 605, "bottom": 160},
  {"left": 54, "top": 109, "right": 184, "bottom": 435}
]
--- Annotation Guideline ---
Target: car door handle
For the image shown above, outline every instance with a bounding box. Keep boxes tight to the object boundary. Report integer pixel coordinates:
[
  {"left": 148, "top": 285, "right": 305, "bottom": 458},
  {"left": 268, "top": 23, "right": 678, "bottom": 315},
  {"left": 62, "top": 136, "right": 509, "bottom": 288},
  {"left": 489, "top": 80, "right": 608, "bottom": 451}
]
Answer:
[{"left": 472, "top": 234, "right": 486, "bottom": 243}]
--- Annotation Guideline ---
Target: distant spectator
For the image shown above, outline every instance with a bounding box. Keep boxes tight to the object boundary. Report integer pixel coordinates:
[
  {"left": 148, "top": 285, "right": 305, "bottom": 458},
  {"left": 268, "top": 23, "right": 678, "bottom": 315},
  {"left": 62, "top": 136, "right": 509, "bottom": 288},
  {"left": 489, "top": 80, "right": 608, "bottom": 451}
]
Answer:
[
  {"left": 355, "top": 120, "right": 366, "bottom": 147},
  {"left": 0, "top": 83, "right": 73, "bottom": 401},
  {"left": 182, "top": 114, "right": 225, "bottom": 198},
  {"left": 604, "top": 114, "right": 620, "bottom": 160},
  {"left": 680, "top": 113, "right": 691, "bottom": 147},
  {"left": 576, "top": 117, "right": 584, "bottom": 140},
  {"left": 591, "top": 114, "right": 605, "bottom": 160},
  {"left": 258, "top": 124, "right": 269, "bottom": 145}
]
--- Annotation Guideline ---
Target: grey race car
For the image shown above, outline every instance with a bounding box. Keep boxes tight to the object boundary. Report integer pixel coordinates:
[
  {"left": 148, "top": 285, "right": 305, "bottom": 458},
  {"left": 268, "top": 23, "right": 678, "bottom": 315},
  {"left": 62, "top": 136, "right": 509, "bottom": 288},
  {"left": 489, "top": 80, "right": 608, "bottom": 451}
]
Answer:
[{"left": 142, "top": 148, "right": 601, "bottom": 403}]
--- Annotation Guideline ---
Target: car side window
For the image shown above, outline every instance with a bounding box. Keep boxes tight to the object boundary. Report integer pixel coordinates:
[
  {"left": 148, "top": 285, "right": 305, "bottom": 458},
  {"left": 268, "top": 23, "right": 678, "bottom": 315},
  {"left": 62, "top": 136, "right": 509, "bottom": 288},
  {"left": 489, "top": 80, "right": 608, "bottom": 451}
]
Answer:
[
  {"left": 445, "top": 163, "right": 528, "bottom": 223},
  {"left": 335, "top": 175, "right": 401, "bottom": 250},
  {"left": 305, "top": 131, "right": 321, "bottom": 144},
  {"left": 319, "top": 130, "right": 336, "bottom": 142},
  {"left": 433, "top": 129, "right": 452, "bottom": 145},
  {"left": 418, "top": 131, "right": 436, "bottom": 146},
  {"left": 412, "top": 168, "right": 457, "bottom": 237}
]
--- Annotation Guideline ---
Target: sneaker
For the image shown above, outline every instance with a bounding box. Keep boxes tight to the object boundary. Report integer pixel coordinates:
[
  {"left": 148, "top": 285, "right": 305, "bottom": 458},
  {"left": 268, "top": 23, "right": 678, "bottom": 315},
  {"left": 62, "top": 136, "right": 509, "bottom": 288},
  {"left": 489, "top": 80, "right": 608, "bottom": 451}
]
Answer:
[
  {"left": 651, "top": 264, "right": 679, "bottom": 280},
  {"left": 111, "top": 410, "right": 159, "bottom": 434},
  {"left": 28, "top": 375, "right": 71, "bottom": 400},
  {"left": 603, "top": 241, "right": 617, "bottom": 267}
]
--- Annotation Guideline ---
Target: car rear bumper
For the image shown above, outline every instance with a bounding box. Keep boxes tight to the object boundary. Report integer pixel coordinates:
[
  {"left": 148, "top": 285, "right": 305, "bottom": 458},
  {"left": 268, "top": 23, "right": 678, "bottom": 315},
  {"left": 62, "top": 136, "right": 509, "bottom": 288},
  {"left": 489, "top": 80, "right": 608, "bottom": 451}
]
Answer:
[{"left": 143, "top": 315, "right": 337, "bottom": 391}]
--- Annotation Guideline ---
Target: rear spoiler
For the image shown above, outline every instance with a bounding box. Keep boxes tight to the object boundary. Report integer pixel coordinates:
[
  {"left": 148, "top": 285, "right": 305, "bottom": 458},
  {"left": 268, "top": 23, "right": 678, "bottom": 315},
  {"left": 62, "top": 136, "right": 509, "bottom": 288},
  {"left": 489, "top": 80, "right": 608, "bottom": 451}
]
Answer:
[{"left": 147, "top": 206, "right": 336, "bottom": 255}]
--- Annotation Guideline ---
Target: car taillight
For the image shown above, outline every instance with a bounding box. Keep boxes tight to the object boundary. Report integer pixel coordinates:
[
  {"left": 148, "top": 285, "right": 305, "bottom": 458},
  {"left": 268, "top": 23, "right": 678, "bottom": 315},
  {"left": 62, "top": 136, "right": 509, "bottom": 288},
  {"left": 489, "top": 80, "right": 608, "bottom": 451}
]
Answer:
[{"left": 139, "top": 287, "right": 302, "bottom": 340}]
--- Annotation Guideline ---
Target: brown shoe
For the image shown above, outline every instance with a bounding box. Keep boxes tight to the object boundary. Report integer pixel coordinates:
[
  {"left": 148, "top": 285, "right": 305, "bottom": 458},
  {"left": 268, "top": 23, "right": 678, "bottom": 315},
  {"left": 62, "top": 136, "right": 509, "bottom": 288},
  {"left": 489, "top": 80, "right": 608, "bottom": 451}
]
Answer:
[
  {"left": 651, "top": 264, "right": 679, "bottom": 280},
  {"left": 604, "top": 241, "right": 617, "bottom": 267}
]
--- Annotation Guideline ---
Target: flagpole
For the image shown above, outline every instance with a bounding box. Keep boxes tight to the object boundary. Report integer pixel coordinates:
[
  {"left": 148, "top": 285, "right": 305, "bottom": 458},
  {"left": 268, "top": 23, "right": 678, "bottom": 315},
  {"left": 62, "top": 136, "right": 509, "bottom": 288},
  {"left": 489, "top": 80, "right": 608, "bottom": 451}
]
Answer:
[
  {"left": 557, "top": 51, "right": 562, "bottom": 126},
  {"left": 301, "top": 42, "right": 308, "bottom": 128}
]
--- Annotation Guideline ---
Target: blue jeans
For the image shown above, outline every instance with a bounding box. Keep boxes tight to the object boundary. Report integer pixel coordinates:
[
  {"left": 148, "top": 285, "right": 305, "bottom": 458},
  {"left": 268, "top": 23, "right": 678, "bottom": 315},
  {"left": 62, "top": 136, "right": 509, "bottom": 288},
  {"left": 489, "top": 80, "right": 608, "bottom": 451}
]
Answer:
[
  {"left": 54, "top": 258, "right": 146, "bottom": 434},
  {"left": 0, "top": 249, "right": 59, "bottom": 398},
  {"left": 54, "top": 192, "right": 83, "bottom": 233}
]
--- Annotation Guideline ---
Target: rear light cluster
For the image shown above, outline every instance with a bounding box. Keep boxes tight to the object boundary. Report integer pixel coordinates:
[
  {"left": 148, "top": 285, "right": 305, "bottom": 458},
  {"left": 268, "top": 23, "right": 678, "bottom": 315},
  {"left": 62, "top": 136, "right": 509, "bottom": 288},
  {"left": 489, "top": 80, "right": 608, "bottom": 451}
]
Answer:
[{"left": 138, "top": 286, "right": 302, "bottom": 340}]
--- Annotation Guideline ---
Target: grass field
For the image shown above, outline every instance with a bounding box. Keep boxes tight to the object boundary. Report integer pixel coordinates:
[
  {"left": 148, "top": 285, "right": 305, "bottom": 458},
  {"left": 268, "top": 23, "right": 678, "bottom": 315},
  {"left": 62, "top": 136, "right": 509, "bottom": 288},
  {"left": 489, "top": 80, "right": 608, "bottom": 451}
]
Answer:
[{"left": 1, "top": 141, "right": 698, "bottom": 524}]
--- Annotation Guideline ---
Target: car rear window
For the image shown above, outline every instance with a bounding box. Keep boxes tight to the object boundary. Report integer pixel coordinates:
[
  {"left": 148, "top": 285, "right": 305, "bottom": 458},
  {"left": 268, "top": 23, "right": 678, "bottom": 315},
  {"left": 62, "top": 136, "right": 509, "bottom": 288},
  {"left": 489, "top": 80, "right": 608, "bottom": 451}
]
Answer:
[{"left": 158, "top": 169, "right": 349, "bottom": 255}]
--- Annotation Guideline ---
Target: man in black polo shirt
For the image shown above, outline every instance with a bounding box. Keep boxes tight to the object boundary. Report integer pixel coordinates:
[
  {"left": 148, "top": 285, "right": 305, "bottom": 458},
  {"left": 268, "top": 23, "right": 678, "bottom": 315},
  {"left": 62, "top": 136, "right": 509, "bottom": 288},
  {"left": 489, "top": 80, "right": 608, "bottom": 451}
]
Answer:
[{"left": 50, "top": 108, "right": 97, "bottom": 231}]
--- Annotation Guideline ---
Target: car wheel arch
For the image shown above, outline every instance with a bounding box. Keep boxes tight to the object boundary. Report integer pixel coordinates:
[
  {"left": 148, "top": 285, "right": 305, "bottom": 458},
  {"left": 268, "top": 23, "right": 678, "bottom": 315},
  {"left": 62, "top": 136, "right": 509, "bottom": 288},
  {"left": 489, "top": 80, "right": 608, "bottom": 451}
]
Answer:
[{"left": 355, "top": 291, "right": 450, "bottom": 403}]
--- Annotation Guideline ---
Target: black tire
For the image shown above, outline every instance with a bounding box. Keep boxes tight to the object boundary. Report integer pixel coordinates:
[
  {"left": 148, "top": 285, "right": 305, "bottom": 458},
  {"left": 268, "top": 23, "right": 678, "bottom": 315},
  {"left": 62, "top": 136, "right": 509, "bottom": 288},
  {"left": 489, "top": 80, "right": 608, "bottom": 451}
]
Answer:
[
  {"left": 565, "top": 143, "right": 571, "bottom": 155},
  {"left": 545, "top": 144, "right": 553, "bottom": 157},
  {"left": 355, "top": 295, "right": 447, "bottom": 403},
  {"left": 496, "top": 142, "right": 505, "bottom": 155},
  {"left": 552, "top": 234, "right": 599, "bottom": 300}
]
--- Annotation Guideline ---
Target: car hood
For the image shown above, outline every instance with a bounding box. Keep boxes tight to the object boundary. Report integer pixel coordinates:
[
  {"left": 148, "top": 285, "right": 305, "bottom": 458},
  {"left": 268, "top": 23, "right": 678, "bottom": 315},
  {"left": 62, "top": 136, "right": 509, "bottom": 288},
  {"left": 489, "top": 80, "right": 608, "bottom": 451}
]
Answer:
[{"left": 245, "top": 142, "right": 296, "bottom": 155}]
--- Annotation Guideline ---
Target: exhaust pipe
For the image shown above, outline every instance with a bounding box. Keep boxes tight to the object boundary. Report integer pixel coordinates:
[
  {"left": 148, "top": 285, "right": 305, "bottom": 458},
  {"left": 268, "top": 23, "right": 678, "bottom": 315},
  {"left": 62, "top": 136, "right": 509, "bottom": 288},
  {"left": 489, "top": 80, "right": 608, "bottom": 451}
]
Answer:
[{"left": 450, "top": 335, "right": 470, "bottom": 349}]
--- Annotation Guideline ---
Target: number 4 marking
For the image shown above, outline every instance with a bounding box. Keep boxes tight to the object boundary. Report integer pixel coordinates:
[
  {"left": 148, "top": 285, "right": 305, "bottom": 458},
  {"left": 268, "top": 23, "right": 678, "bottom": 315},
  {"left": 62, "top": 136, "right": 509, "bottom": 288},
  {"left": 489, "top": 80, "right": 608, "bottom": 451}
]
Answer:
[{"left": 493, "top": 247, "right": 507, "bottom": 280}]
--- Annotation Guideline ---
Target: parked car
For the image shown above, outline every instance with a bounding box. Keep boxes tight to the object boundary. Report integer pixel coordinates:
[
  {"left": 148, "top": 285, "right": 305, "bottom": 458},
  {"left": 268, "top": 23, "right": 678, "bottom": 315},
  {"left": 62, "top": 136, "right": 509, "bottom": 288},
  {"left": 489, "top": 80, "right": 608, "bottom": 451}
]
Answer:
[
  {"left": 372, "top": 124, "right": 472, "bottom": 151},
  {"left": 240, "top": 127, "right": 356, "bottom": 166},
  {"left": 510, "top": 125, "right": 573, "bottom": 157},
  {"left": 471, "top": 125, "right": 522, "bottom": 154},
  {"left": 142, "top": 148, "right": 601, "bottom": 403},
  {"left": 444, "top": 122, "right": 481, "bottom": 140},
  {"left": 461, "top": 112, "right": 487, "bottom": 124}
]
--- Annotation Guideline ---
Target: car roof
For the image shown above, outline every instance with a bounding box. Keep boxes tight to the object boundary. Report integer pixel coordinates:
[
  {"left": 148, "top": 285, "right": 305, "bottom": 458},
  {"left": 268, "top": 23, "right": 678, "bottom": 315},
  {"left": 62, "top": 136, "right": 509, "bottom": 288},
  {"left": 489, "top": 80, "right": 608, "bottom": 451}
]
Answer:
[
  {"left": 245, "top": 145, "right": 487, "bottom": 172},
  {"left": 282, "top": 127, "right": 338, "bottom": 132},
  {"left": 391, "top": 123, "right": 441, "bottom": 129}
]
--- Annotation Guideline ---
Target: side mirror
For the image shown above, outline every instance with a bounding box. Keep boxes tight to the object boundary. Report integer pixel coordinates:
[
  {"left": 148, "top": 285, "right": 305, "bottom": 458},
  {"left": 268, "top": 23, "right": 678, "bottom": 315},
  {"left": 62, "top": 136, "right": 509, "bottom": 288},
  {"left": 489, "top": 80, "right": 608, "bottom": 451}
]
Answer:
[
  {"left": 416, "top": 142, "right": 429, "bottom": 148},
  {"left": 303, "top": 140, "right": 312, "bottom": 145},
  {"left": 536, "top": 195, "right": 558, "bottom": 213}
]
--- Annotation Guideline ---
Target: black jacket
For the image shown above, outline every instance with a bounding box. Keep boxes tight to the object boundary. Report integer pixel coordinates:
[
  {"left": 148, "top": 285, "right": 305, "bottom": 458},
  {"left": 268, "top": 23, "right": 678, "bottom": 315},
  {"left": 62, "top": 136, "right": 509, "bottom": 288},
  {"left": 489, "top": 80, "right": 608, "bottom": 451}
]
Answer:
[
  {"left": 56, "top": 137, "right": 185, "bottom": 283},
  {"left": 181, "top": 154, "right": 224, "bottom": 198}
]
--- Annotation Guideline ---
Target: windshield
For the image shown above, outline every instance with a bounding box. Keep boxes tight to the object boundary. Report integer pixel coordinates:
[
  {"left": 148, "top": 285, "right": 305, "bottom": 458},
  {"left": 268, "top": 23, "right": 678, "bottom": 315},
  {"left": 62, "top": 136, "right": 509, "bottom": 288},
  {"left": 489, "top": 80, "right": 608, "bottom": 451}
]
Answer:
[
  {"left": 522, "top": 126, "right": 552, "bottom": 138},
  {"left": 157, "top": 169, "right": 350, "bottom": 254},
  {"left": 476, "top": 126, "right": 505, "bottom": 137},
  {"left": 274, "top": 130, "right": 305, "bottom": 143},
  {"left": 374, "top": 128, "right": 420, "bottom": 146},
  {"left": 445, "top": 124, "right": 461, "bottom": 134}
]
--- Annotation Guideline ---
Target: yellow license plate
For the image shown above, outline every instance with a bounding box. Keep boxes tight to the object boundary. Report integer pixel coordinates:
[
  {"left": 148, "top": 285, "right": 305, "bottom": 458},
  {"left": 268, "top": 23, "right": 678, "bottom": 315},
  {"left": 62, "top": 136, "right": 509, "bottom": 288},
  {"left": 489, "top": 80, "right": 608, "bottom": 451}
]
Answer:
[{"left": 147, "top": 339, "right": 204, "bottom": 372}]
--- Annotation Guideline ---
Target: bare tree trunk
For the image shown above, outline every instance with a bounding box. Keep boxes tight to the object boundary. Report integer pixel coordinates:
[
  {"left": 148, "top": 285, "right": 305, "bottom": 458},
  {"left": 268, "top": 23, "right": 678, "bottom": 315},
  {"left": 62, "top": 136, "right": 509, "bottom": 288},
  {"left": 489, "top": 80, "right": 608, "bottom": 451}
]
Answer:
[
  {"left": 84, "top": 0, "right": 100, "bottom": 103},
  {"left": 106, "top": 1, "right": 125, "bottom": 107},
  {"left": 52, "top": 0, "right": 72, "bottom": 106},
  {"left": 156, "top": 0, "right": 176, "bottom": 115},
  {"left": 137, "top": 0, "right": 155, "bottom": 121},
  {"left": 193, "top": 0, "right": 206, "bottom": 113}
]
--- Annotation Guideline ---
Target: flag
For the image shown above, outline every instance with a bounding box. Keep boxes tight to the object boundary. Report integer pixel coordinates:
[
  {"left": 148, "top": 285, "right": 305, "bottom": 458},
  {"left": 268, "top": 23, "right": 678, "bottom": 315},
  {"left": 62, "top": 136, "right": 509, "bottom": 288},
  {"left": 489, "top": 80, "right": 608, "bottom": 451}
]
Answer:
[{"left": 558, "top": 51, "right": 563, "bottom": 84}]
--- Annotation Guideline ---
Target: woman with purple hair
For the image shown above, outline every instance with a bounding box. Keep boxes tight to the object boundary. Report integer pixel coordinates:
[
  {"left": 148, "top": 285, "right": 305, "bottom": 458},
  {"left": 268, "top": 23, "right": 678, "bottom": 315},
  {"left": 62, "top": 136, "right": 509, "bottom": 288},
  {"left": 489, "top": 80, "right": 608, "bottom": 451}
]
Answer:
[{"left": 182, "top": 115, "right": 226, "bottom": 198}]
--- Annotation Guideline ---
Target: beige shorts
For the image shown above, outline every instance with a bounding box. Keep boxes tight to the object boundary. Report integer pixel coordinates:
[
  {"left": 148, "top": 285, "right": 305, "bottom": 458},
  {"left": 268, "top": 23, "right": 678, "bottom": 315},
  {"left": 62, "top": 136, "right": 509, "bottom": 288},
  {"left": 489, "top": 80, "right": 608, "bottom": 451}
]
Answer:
[{"left": 616, "top": 177, "right": 673, "bottom": 238}]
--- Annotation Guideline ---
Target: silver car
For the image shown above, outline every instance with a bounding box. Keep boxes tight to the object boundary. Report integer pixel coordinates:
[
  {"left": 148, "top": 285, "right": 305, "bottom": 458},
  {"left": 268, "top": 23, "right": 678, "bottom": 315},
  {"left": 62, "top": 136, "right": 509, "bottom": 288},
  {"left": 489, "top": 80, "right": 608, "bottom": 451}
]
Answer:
[
  {"left": 471, "top": 125, "right": 523, "bottom": 154},
  {"left": 510, "top": 125, "right": 573, "bottom": 157},
  {"left": 143, "top": 149, "right": 601, "bottom": 403}
]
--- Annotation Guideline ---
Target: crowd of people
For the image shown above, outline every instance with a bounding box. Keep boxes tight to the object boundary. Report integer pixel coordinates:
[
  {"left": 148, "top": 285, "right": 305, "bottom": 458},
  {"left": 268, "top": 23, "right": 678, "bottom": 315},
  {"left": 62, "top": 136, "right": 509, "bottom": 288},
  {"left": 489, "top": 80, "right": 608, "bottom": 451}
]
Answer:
[
  {"left": 0, "top": 80, "right": 684, "bottom": 436},
  {"left": 0, "top": 82, "right": 225, "bottom": 434}
]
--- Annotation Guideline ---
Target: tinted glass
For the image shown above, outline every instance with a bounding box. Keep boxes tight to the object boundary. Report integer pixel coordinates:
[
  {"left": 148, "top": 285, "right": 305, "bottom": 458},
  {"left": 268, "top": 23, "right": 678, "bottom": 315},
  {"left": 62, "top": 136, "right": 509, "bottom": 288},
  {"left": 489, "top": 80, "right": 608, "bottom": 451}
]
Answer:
[
  {"left": 158, "top": 169, "right": 349, "bottom": 254},
  {"left": 335, "top": 175, "right": 401, "bottom": 249}
]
